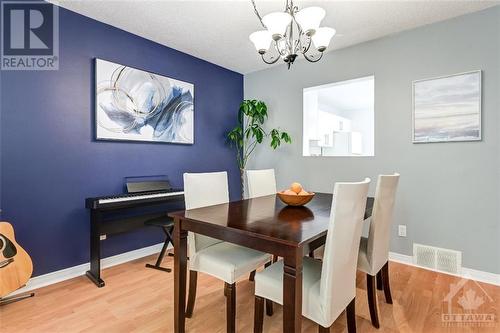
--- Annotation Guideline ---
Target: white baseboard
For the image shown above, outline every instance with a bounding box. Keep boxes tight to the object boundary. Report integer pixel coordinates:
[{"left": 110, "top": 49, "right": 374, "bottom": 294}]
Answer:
[
  {"left": 389, "top": 252, "right": 500, "bottom": 286},
  {"left": 11, "top": 242, "right": 168, "bottom": 296},
  {"left": 9, "top": 248, "right": 498, "bottom": 297}
]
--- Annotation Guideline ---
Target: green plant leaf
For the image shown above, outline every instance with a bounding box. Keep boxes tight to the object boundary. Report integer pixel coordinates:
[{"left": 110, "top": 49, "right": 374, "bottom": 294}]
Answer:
[
  {"left": 281, "top": 132, "right": 292, "bottom": 143},
  {"left": 227, "top": 100, "right": 292, "bottom": 168}
]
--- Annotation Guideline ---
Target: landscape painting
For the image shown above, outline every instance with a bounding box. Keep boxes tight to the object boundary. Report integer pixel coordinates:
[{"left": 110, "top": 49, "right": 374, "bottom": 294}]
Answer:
[
  {"left": 413, "top": 71, "right": 481, "bottom": 143},
  {"left": 95, "top": 59, "right": 194, "bottom": 144}
]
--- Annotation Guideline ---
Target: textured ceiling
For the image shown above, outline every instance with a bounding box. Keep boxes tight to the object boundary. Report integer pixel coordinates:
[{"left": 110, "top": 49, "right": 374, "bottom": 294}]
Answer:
[{"left": 49, "top": 0, "right": 499, "bottom": 74}]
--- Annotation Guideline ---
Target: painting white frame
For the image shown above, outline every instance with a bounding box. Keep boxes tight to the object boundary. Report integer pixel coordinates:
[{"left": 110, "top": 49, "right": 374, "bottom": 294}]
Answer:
[{"left": 412, "top": 70, "right": 482, "bottom": 144}]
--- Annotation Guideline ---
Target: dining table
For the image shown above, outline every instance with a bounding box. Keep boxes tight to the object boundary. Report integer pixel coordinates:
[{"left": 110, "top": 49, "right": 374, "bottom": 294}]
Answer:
[{"left": 169, "top": 192, "right": 374, "bottom": 333}]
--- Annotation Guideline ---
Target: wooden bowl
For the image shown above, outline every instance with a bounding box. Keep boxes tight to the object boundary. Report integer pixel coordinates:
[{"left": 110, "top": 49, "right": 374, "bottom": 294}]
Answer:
[{"left": 277, "top": 191, "right": 315, "bottom": 206}]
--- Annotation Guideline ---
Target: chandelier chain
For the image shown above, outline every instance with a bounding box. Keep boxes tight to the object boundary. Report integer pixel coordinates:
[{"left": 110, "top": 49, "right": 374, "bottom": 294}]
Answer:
[{"left": 250, "top": 0, "right": 266, "bottom": 29}]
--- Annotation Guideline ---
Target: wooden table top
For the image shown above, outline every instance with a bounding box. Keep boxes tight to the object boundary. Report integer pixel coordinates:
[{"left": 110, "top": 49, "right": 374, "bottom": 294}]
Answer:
[{"left": 169, "top": 193, "right": 374, "bottom": 247}]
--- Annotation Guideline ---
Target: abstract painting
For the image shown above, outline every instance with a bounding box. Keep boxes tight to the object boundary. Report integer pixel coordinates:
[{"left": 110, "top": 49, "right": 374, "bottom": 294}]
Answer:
[
  {"left": 95, "top": 59, "right": 194, "bottom": 144},
  {"left": 413, "top": 71, "right": 481, "bottom": 143}
]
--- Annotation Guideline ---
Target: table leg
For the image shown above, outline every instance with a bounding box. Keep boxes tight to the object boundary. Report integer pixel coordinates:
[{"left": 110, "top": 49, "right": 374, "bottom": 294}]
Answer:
[
  {"left": 174, "top": 218, "right": 188, "bottom": 333},
  {"left": 283, "top": 248, "right": 303, "bottom": 333}
]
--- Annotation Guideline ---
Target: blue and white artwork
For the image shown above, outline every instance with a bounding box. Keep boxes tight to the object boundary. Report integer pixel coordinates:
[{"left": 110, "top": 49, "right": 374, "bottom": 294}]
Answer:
[
  {"left": 95, "top": 59, "right": 194, "bottom": 144},
  {"left": 413, "top": 71, "right": 481, "bottom": 143}
]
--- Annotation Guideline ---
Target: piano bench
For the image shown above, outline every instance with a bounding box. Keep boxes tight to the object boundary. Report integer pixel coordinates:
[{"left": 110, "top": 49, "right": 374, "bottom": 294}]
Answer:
[
  {"left": 144, "top": 216, "right": 174, "bottom": 272},
  {"left": 144, "top": 216, "right": 174, "bottom": 228}
]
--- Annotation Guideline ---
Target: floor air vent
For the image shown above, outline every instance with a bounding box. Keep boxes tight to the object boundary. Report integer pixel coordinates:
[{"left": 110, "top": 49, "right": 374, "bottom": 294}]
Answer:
[{"left": 413, "top": 243, "right": 461, "bottom": 274}]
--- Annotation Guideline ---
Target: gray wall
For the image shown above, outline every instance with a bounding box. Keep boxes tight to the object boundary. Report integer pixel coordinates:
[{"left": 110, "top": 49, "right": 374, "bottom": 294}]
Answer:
[{"left": 244, "top": 7, "right": 500, "bottom": 274}]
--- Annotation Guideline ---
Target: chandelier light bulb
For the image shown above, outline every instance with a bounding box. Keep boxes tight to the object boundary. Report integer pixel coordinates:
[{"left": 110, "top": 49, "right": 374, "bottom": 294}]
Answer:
[
  {"left": 249, "top": 30, "right": 273, "bottom": 54},
  {"left": 311, "top": 27, "right": 336, "bottom": 51},
  {"left": 295, "top": 7, "right": 326, "bottom": 36},
  {"left": 262, "top": 12, "right": 292, "bottom": 40}
]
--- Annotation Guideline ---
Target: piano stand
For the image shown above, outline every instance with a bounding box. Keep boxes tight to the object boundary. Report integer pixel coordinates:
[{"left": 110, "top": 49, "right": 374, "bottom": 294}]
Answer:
[
  {"left": 145, "top": 217, "right": 174, "bottom": 273},
  {"left": 85, "top": 270, "right": 105, "bottom": 288},
  {"left": 85, "top": 183, "right": 184, "bottom": 288},
  {"left": 88, "top": 209, "right": 105, "bottom": 288}
]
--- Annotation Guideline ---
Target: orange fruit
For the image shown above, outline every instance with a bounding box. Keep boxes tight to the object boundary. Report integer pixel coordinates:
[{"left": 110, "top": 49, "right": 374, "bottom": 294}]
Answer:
[
  {"left": 298, "top": 190, "right": 309, "bottom": 196},
  {"left": 283, "top": 189, "right": 297, "bottom": 195},
  {"left": 290, "top": 182, "right": 302, "bottom": 194}
]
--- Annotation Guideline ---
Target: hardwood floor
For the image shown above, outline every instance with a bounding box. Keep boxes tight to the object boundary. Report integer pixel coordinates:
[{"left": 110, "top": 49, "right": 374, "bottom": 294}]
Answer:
[{"left": 1, "top": 253, "right": 498, "bottom": 333}]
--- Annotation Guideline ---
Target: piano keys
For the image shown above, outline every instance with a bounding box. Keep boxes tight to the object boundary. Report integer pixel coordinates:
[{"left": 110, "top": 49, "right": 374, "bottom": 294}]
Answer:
[
  {"left": 86, "top": 190, "right": 184, "bottom": 209},
  {"left": 85, "top": 178, "right": 184, "bottom": 287}
]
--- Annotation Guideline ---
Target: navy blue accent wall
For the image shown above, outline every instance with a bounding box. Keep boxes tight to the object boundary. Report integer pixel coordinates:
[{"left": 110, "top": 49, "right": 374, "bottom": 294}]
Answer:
[{"left": 0, "top": 4, "right": 243, "bottom": 276}]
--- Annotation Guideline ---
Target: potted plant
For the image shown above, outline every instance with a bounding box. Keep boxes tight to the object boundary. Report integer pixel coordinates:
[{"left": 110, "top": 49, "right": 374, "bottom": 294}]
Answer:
[{"left": 226, "top": 99, "right": 291, "bottom": 198}]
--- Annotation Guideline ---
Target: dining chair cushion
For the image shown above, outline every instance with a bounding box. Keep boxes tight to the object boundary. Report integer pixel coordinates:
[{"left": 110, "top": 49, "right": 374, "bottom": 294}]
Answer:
[
  {"left": 254, "top": 257, "right": 325, "bottom": 325},
  {"left": 190, "top": 242, "right": 272, "bottom": 284},
  {"left": 246, "top": 169, "right": 277, "bottom": 199}
]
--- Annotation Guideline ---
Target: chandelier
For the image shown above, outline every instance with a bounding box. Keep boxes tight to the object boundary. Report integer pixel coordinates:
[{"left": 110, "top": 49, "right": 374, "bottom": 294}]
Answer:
[{"left": 249, "top": 0, "right": 336, "bottom": 69}]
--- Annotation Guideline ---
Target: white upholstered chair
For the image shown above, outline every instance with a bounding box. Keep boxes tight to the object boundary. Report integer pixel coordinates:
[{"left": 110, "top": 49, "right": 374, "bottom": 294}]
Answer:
[
  {"left": 246, "top": 169, "right": 277, "bottom": 199},
  {"left": 183, "top": 171, "right": 272, "bottom": 333},
  {"left": 253, "top": 178, "right": 371, "bottom": 333},
  {"left": 246, "top": 168, "right": 280, "bottom": 271},
  {"left": 357, "top": 173, "right": 400, "bottom": 328}
]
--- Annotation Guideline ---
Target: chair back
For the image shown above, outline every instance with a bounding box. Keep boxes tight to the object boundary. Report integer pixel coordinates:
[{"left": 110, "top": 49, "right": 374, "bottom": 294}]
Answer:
[
  {"left": 246, "top": 169, "right": 277, "bottom": 198},
  {"left": 366, "top": 173, "right": 400, "bottom": 273},
  {"left": 320, "top": 178, "right": 370, "bottom": 323},
  {"left": 183, "top": 171, "right": 229, "bottom": 254}
]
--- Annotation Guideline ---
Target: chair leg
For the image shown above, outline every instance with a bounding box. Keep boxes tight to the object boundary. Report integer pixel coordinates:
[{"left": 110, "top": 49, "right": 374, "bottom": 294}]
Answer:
[
  {"left": 376, "top": 271, "right": 383, "bottom": 290},
  {"left": 254, "top": 296, "right": 264, "bottom": 333},
  {"left": 265, "top": 299, "right": 273, "bottom": 317},
  {"left": 249, "top": 270, "right": 256, "bottom": 281},
  {"left": 262, "top": 261, "right": 274, "bottom": 316},
  {"left": 381, "top": 261, "right": 393, "bottom": 304},
  {"left": 186, "top": 270, "right": 197, "bottom": 318},
  {"left": 318, "top": 325, "right": 330, "bottom": 332},
  {"left": 225, "top": 282, "right": 236, "bottom": 333},
  {"left": 366, "top": 274, "right": 380, "bottom": 328},
  {"left": 346, "top": 298, "right": 356, "bottom": 333}
]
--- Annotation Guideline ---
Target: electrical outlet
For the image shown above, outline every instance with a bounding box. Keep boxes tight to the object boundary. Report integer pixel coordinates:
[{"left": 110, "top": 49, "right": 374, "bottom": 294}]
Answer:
[
  {"left": 100, "top": 234, "right": 107, "bottom": 240},
  {"left": 398, "top": 225, "right": 407, "bottom": 237}
]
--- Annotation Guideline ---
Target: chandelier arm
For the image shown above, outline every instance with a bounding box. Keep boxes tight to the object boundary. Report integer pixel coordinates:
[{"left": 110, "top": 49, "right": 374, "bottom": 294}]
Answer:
[
  {"left": 301, "top": 36, "right": 313, "bottom": 54},
  {"left": 251, "top": 0, "right": 266, "bottom": 29},
  {"left": 261, "top": 53, "right": 280, "bottom": 65},
  {"left": 303, "top": 52, "right": 324, "bottom": 63}
]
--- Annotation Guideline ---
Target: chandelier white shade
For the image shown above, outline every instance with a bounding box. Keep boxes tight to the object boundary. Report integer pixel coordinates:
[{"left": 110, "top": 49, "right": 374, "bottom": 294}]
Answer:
[
  {"left": 249, "top": 0, "right": 336, "bottom": 69},
  {"left": 311, "top": 27, "right": 336, "bottom": 51},
  {"left": 249, "top": 30, "right": 273, "bottom": 53},
  {"left": 294, "top": 7, "right": 325, "bottom": 35},
  {"left": 262, "top": 12, "right": 292, "bottom": 38}
]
